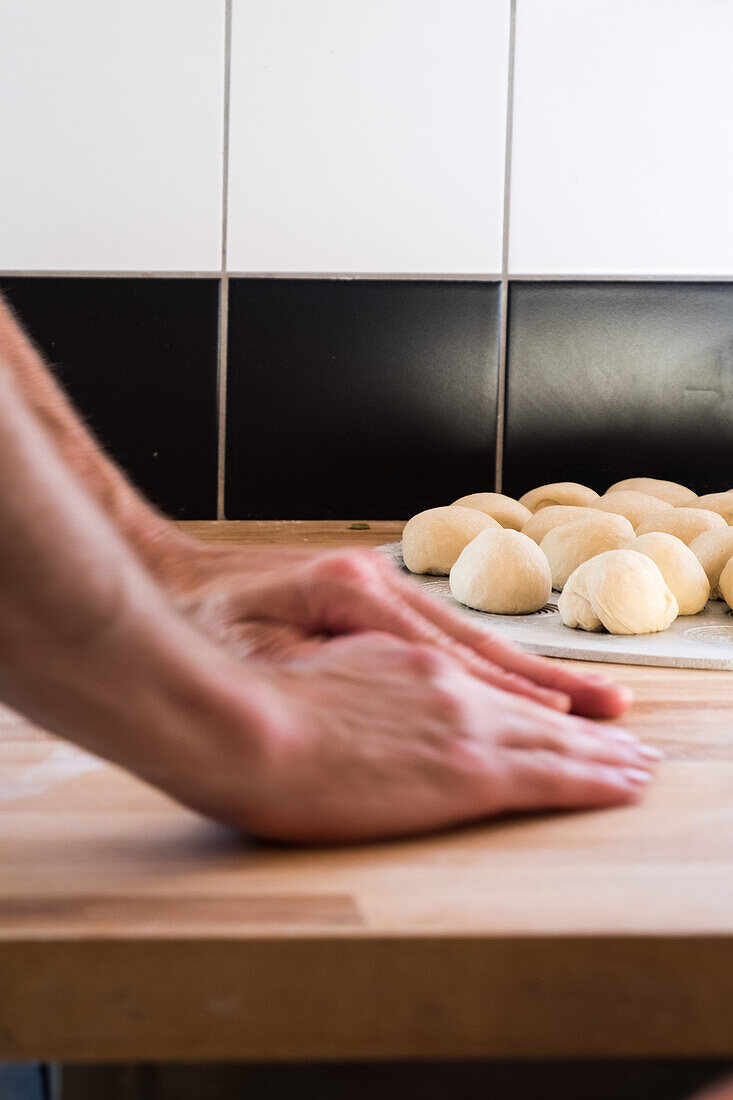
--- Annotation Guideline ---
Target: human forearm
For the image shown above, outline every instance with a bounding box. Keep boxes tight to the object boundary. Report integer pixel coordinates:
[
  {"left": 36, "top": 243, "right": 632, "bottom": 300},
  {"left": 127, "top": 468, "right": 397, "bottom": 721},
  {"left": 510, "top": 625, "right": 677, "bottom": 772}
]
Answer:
[
  {"left": 0, "top": 294, "right": 194, "bottom": 578},
  {"left": 0, "top": 363, "right": 271, "bottom": 802}
]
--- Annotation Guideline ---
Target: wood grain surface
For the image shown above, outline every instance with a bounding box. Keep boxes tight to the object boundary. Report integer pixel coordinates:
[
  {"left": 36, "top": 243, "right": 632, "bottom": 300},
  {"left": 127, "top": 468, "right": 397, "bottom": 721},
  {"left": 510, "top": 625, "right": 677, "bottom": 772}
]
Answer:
[{"left": 1, "top": 521, "right": 733, "bottom": 1062}]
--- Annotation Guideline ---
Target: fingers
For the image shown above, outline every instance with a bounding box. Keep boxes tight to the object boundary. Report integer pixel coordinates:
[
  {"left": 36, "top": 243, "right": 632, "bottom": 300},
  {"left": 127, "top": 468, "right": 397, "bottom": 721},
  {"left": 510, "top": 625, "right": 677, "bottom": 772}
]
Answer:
[
  {"left": 497, "top": 749, "right": 652, "bottom": 814},
  {"left": 307, "top": 553, "right": 573, "bottom": 712},
  {"left": 498, "top": 715, "right": 661, "bottom": 769},
  {"left": 387, "top": 572, "right": 632, "bottom": 719},
  {"left": 350, "top": 590, "right": 574, "bottom": 713},
  {"left": 446, "top": 671, "right": 659, "bottom": 812}
]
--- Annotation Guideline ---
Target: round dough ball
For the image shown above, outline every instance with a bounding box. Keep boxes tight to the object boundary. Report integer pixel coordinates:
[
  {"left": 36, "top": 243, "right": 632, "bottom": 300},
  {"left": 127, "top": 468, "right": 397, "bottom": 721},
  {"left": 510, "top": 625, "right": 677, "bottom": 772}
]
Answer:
[
  {"left": 521, "top": 505, "right": 603, "bottom": 544},
  {"left": 539, "top": 513, "right": 634, "bottom": 591},
  {"left": 688, "top": 528, "right": 733, "bottom": 598},
  {"left": 718, "top": 556, "right": 733, "bottom": 610},
  {"left": 449, "top": 529, "right": 552, "bottom": 614},
  {"left": 606, "top": 477, "right": 696, "bottom": 506},
  {"left": 596, "top": 490, "right": 674, "bottom": 529},
  {"left": 402, "top": 506, "right": 499, "bottom": 575},
  {"left": 519, "top": 482, "right": 599, "bottom": 512},
  {"left": 452, "top": 492, "right": 531, "bottom": 531},
  {"left": 558, "top": 549, "right": 678, "bottom": 635},
  {"left": 687, "top": 492, "right": 733, "bottom": 523},
  {"left": 634, "top": 507, "right": 726, "bottom": 544},
  {"left": 631, "top": 532, "right": 710, "bottom": 615}
]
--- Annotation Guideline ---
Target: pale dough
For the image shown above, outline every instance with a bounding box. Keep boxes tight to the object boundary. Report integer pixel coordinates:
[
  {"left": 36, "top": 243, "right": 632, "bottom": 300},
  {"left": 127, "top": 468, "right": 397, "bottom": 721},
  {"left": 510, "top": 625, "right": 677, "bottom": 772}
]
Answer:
[
  {"left": 521, "top": 505, "right": 602, "bottom": 544},
  {"left": 452, "top": 492, "right": 531, "bottom": 531},
  {"left": 718, "top": 556, "right": 733, "bottom": 611},
  {"left": 558, "top": 549, "right": 678, "bottom": 635},
  {"left": 539, "top": 512, "right": 634, "bottom": 591},
  {"left": 402, "top": 506, "right": 499, "bottom": 575},
  {"left": 596, "top": 490, "right": 674, "bottom": 529},
  {"left": 519, "top": 482, "right": 599, "bottom": 513},
  {"left": 689, "top": 527, "right": 733, "bottom": 598},
  {"left": 449, "top": 528, "right": 552, "bottom": 614},
  {"left": 632, "top": 532, "right": 710, "bottom": 615},
  {"left": 687, "top": 492, "right": 733, "bottom": 523},
  {"left": 606, "top": 477, "right": 697, "bottom": 506},
  {"left": 634, "top": 507, "right": 726, "bottom": 544}
]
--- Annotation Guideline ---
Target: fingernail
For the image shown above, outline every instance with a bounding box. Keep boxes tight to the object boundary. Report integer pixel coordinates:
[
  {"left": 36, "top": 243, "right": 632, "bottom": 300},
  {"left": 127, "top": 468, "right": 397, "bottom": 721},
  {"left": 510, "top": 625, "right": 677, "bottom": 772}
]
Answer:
[
  {"left": 624, "top": 767, "right": 652, "bottom": 784},
  {"left": 636, "top": 744, "right": 662, "bottom": 761},
  {"left": 589, "top": 677, "right": 633, "bottom": 702},
  {"left": 610, "top": 730, "right": 639, "bottom": 742}
]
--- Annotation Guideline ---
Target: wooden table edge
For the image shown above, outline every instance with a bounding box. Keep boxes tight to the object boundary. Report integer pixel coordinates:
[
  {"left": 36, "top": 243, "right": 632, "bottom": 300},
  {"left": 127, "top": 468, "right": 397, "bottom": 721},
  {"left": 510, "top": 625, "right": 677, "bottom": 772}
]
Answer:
[{"left": 3, "top": 934, "right": 733, "bottom": 1061}]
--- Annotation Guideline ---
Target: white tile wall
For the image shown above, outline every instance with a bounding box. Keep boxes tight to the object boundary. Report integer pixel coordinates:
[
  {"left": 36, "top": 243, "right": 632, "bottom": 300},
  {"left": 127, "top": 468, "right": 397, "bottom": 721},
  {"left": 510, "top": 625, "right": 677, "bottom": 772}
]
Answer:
[
  {"left": 509, "top": 0, "right": 733, "bottom": 276},
  {"left": 0, "top": 0, "right": 225, "bottom": 272},
  {"left": 4, "top": 0, "right": 732, "bottom": 279},
  {"left": 227, "top": 0, "right": 510, "bottom": 275}
]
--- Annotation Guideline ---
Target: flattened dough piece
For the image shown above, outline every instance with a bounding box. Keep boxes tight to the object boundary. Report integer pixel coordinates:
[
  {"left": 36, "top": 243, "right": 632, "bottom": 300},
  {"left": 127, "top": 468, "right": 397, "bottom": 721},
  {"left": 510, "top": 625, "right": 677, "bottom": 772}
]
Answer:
[
  {"left": 402, "top": 506, "right": 499, "bottom": 575},
  {"left": 606, "top": 477, "right": 696, "bottom": 506},
  {"left": 558, "top": 549, "right": 678, "bottom": 635},
  {"left": 688, "top": 492, "right": 733, "bottom": 523},
  {"left": 521, "top": 505, "right": 602, "bottom": 544},
  {"left": 632, "top": 532, "right": 709, "bottom": 615},
  {"left": 635, "top": 507, "right": 726, "bottom": 544},
  {"left": 596, "top": 490, "right": 674, "bottom": 529},
  {"left": 452, "top": 492, "right": 531, "bottom": 531},
  {"left": 450, "top": 528, "right": 551, "bottom": 614},
  {"left": 519, "top": 482, "right": 599, "bottom": 513},
  {"left": 689, "top": 527, "right": 733, "bottom": 598},
  {"left": 540, "top": 512, "right": 634, "bottom": 591}
]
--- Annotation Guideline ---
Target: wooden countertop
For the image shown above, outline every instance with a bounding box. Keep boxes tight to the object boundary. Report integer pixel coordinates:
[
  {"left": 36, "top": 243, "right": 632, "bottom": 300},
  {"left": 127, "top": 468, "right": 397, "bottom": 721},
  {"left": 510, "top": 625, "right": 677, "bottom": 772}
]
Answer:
[{"left": 2, "top": 520, "right": 733, "bottom": 1062}]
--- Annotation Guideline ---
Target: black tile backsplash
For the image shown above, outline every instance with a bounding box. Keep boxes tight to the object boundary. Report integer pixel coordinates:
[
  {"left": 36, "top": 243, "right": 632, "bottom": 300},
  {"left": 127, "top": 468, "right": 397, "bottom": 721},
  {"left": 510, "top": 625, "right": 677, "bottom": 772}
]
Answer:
[
  {"left": 225, "top": 279, "right": 500, "bottom": 518},
  {"left": 503, "top": 282, "right": 733, "bottom": 499},
  {"left": 2, "top": 276, "right": 730, "bottom": 519},
  {"left": 0, "top": 277, "right": 219, "bottom": 518}
]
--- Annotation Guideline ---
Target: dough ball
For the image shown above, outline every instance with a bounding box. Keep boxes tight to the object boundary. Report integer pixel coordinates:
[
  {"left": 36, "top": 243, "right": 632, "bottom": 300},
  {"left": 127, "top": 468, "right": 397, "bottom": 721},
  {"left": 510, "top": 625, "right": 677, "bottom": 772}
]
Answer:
[
  {"left": 718, "top": 556, "right": 733, "bottom": 611},
  {"left": 539, "top": 513, "right": 634, "bottom": 591},
  {"left": 452, "top": 492, "right": 531, "bottom": 531},
  {"left": 688, "top": 528, "right": 733, "bottom": 598},
  {"left": 634, "top": 507, "right": 726, "bottom": 544},
  {"left": 632, "top": 532, "right": 710, "bottom": 615},
  {"left": 519, "top": 482, "right": 599, "bottom": 512},
  {"left": 596, "top": 490, "right": 674, "bottom": 529},
  {"left": 521, "top": 505, "right": 602, "bottom": 544},
  {"left": 558, "top": 549, "right": 678, "bottom": 635},
  {"left": 606, "top": 477, "right": 697, "bottom": 507},
  {"left": 402, "top": 506, "right": 499, "bottom": 575},
  {"left": 687, "top": 492, "right": 733, "bottom": 523},
  {"left": 449, "top": 529, "right": 552, "bottom": 614}
]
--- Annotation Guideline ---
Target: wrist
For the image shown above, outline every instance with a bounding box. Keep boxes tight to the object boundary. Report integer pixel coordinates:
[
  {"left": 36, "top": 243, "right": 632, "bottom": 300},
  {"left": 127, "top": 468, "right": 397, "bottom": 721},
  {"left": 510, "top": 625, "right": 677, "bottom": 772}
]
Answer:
[
  {"left": 115, "top": 500, "right": 208, "bottom": 587},
  {"left": 0, "top": 569, "right": 282, "bottom": 825}
]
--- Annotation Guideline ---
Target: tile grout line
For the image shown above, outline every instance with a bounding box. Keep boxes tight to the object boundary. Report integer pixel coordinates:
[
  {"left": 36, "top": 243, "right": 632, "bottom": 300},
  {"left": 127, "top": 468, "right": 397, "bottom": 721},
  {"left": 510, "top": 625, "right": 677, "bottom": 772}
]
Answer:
[
  {"left": 495, "top": 0, "right": 517, "bottom": 495},
  {"left": 5, "top": 269, "right": 733, "bottom": 282},
  {"left": 216, "top": 0, "right": 233, "bottom": 521},
  {"left": 0, "top": 270, "right": 224, "bottom": 278}
]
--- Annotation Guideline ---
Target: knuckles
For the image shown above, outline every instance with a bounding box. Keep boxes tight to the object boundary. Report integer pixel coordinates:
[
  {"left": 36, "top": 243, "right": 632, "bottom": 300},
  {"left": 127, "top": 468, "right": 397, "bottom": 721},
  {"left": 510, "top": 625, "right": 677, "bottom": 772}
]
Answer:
[
  {"left": 402, "top": 642, "right": 450, "bottom": 679},
  {"left": 310, "top": 549, "right": 383, "bottom": 589}
]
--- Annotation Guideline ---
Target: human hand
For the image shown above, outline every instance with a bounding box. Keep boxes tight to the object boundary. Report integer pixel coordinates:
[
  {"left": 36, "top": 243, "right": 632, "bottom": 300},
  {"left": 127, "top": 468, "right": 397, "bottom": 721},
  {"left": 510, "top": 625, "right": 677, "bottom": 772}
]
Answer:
[
  {"left": 205, "top": 632, "right": 656, "bottom": 843},
  {"left": 173, "top": 545, "right": 633, "bottom": 719}
]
